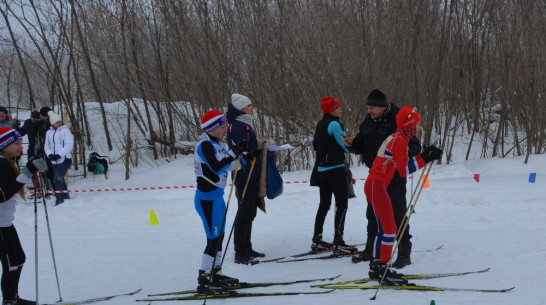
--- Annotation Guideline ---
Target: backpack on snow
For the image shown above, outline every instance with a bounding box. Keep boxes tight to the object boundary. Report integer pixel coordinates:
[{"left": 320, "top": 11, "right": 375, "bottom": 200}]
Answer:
[{"left": 87, "top": 152, "right": 109, "bottom": 178}]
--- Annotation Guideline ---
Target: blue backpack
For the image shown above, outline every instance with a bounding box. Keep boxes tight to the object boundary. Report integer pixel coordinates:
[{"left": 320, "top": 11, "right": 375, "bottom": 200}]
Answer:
[
  {"left": 87, "top": 152, "right": 108, "bottom": 178},
  {"left": 266, "top": 151, "right": 283, "bottom": 199}
]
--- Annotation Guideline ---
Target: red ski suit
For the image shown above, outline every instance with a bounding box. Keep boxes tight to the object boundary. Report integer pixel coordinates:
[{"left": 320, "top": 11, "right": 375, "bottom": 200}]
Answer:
[{"left": 364, "top": 131, "right": 426, "bottom": 263}]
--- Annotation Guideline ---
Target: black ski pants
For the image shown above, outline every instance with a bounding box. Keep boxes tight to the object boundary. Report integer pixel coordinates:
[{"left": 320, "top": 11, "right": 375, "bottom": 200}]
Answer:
[
  {"left": 0, "top": 225, "right": 26, "bottom": 300},
  {"left": 234, "top": 181, "right": 258, "bottom": 256},
  {"left": 314, "top": 167, "right": 349, "bottom": 242}
]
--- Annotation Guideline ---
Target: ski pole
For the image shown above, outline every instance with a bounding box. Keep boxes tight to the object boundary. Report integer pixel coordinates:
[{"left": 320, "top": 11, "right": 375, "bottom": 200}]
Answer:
[
  {"left": 396, "top": 139, "right": 441, "bottom": 241},
  {"left": 219, "top": 155, "right": 257, "bottom": 267},
  {"left": 38, "top": 172, "right": 63, "bottom": 302},
  {"left": 33, "top": 174, "right": 39, "bottom": 305},
  {"left": 394, "top": 161, "right": 430, "bottom": 239},
  {"left": 371, "top": 162, "right": 434, "bottom": 301}
]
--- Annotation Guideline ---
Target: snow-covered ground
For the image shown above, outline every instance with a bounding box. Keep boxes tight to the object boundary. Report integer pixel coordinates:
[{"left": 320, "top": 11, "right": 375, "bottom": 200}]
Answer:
[{"left": 13, "top": 148, "right": 545, "bottom": 305}]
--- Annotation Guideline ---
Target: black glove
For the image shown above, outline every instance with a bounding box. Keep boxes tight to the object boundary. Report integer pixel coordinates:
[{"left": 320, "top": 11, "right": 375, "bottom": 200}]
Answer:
[
  {"left": 244, "top": 149, "right": 262, "bottom": 162},
  {"left": 420, "top": 145, "right": 443, "bottom": 163},
  {"left": 232, "top": 140, "right": 249, "bottom": 156},
  {"left": 48, "top": 154, "right": 61, "bottom": 161}
]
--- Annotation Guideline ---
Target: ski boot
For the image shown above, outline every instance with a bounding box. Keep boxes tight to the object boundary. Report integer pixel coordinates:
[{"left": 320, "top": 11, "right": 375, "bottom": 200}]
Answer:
[
  {"left": 352, "top": 249, "right": 373, "bottom": 263},
  {"left": 249, "top": 249, "right": 265, "bottom": 258},
  {"left": 391, "top": 241, "right": 412, "bottom": 269},
  {"left": 2, "top": 295, "right": 36, "bottom": 305},
  {"left": 311, "top": 234, "right": 333, "bottom": 252},
  {"left": 197, "top": 270, "right": 228, "bottom": 294},
  {"left": 234, "top": 253, "right": 259, "bottom": 265},
  {"left": 332, "top": 236, "right": 358, "bottom": 254},
  {"left": 368, "top": 260, "right": 408, "bottom": 286},
  {"left": 212, "top": 266, "right": 239, "bottom": 287}
]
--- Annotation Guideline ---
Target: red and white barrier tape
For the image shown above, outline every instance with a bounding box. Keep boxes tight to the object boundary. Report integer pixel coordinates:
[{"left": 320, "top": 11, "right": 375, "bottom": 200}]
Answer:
[{"left": 24, "top": 178, "right": 372, "bottom": 195}]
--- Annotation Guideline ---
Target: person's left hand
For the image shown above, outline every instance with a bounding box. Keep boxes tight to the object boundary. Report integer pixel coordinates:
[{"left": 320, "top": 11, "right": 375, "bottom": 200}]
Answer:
[
  {"left": 244, "top": 149, "right": 262, "bottom": 161},
  {"left": 232, "top": 140, "right": 249, "bottom": 156},
  {"left": 421, "top": 146, "right": 443, "bottom": 163}
]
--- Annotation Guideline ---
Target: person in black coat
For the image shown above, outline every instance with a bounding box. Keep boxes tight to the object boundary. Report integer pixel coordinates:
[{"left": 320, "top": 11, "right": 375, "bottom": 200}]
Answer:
[
  {"left": 17, "top": 111, "right": 42, "bottom": 159},
  {"left": 226, "top": 93, "right": 265, "bottom": 265},
  {"left": 37, "top": 107, "right": 55, "bottom": 192},
  {"left": 310, "top": 97, "right": 358, "bottom": 255},
  {"left": 344, "top": 89, "right": 421, "bottom": 268}
]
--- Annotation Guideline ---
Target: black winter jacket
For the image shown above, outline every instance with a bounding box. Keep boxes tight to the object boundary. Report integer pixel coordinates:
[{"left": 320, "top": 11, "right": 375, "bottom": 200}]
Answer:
[
  {"left": 349, "top": 103, "right": 421, "bottom": 168},
  {"left": 226, "top": 103, "right": 261, "bottom": 189},
  {"left": 313, "top": 114, "right": 346, "bottom": 168}
]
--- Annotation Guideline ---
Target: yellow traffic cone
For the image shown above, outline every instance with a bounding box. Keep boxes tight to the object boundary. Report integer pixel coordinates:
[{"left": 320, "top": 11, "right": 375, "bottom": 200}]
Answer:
[{"left": 149, "top": 209, "right": 159, "bottom": 225}]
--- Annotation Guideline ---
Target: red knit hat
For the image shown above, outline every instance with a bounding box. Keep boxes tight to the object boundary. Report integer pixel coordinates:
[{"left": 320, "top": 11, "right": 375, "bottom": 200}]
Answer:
[
  {"left": 0, "top": 127, "right": 22, "bottom": 151},
  {"left": 201, "top": 110, "right": 227, "bottom": 133},
  {"left": 396, "top": 106, "right": 421, "bottom": 129},
  {"left": 321, "top": 96, "right": 341, "bottom": 114}
]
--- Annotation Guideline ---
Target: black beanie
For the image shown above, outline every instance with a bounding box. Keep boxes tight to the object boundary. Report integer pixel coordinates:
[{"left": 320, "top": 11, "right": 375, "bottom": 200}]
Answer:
[
  {"left": 366, "top": 89, "right": 388, "bottom": 107},
  {"left": 39, "top": 107, "right": 52, "bottom": 117}
]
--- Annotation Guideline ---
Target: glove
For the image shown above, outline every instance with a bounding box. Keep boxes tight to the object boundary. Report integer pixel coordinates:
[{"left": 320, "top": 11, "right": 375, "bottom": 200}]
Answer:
[
  {"left": 231, "top": 140, "right": 249, "bottom": 156},
  {"left": 420, "top": 145, "right": 443, "bottom": 163},
  {"left": 244, "top": 149, "right": 262, "bottom": 162},
  {"left": 21, "top": 158, "right": 48, "bottom": 178},
  {"left": 48, "top": 154, "right": 61, "bottom": 161}
]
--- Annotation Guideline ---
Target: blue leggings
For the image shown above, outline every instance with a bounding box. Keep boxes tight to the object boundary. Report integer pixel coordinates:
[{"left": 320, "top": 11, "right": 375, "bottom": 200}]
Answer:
[{"left": 195, "top": 190, "right": 226, "bottom": 255}]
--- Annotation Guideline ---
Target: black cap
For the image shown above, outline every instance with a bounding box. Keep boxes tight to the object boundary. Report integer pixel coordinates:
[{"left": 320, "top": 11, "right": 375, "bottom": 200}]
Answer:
[
  {"left": 39, "top": 107, "right": 52, "bottom": 117},
  {"left": 366, "top": 89, "right": 388, "bottom": 107}
]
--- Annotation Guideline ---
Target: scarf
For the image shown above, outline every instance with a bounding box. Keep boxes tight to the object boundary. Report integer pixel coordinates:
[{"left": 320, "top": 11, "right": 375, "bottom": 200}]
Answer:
[
  {"left": 398, "top": 125, "right": 417, "bottom": 140},
  {"left": 235, "top": 114, "right": 254, "bottom": 130}
]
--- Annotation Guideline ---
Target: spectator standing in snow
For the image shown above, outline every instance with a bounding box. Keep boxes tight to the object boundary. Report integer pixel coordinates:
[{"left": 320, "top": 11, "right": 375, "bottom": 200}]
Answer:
[
  {"left": 37, "top": 107, "right": 55, "bottom": 192},
  {"left": 44, "top": 113, "right": 73, "bottom": 205},
  {"left": 363, "top": 106, "right": 442, "bottom": 284},
  {"left": 310, "top": 97, "right": 358, "bottom": 255},
  {"left": 226, "top": 93, "right": 265, "bottom": 265},
  {"left": 194, "top": 109, "right": 250, "bottom": 294},
  {"left": 17, "top": 111, "right": 42, "bottom": 159},
  {"left": 0, "top": 107, "right": 12, "bottom": 128},
  {"left": 0, "top": 107, "right": 13, "bottom": 128},
  {"left": 0, "top": 127, "right": 47, "bottom": 305},
  {"left": 344, "top": 89, "right": 421, "bottom": 268}
]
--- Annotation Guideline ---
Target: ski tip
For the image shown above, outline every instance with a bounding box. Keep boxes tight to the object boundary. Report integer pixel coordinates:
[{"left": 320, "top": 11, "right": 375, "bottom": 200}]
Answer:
[{"left": 330, "top": 274, "right": 342, "bottom": 280}]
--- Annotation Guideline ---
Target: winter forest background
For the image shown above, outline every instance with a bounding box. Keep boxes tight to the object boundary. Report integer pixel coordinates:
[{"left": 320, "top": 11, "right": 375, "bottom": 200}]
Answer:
[{"left": 1, "top": 0, "right": 545, "bottom": 177}]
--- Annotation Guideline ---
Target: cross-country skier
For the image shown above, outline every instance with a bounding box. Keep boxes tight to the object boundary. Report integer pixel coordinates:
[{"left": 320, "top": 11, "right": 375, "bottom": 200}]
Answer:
[
  {"left": 194, "top": 110, "right": 252, "bottom": 294},
  {"left": 364, "top": 106, "right": 442, "bottom": 285},
  {"left": 0, "top": 127, "right": 47, "bottom": 305}
]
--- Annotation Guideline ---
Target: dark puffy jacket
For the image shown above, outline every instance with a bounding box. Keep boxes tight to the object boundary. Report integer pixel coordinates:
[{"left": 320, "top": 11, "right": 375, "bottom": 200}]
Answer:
[
  {"left": 350, "top": 103, "right": 421, "bottom": 168},
  {"left": 226, "top": 103, "right": 261, "bottom": 189},
  {"left": 313, "top": 114, "right": 346, "bottom": 168},
  {"left": 18, "top": 118, "right": 41, "bottom": 158}
]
